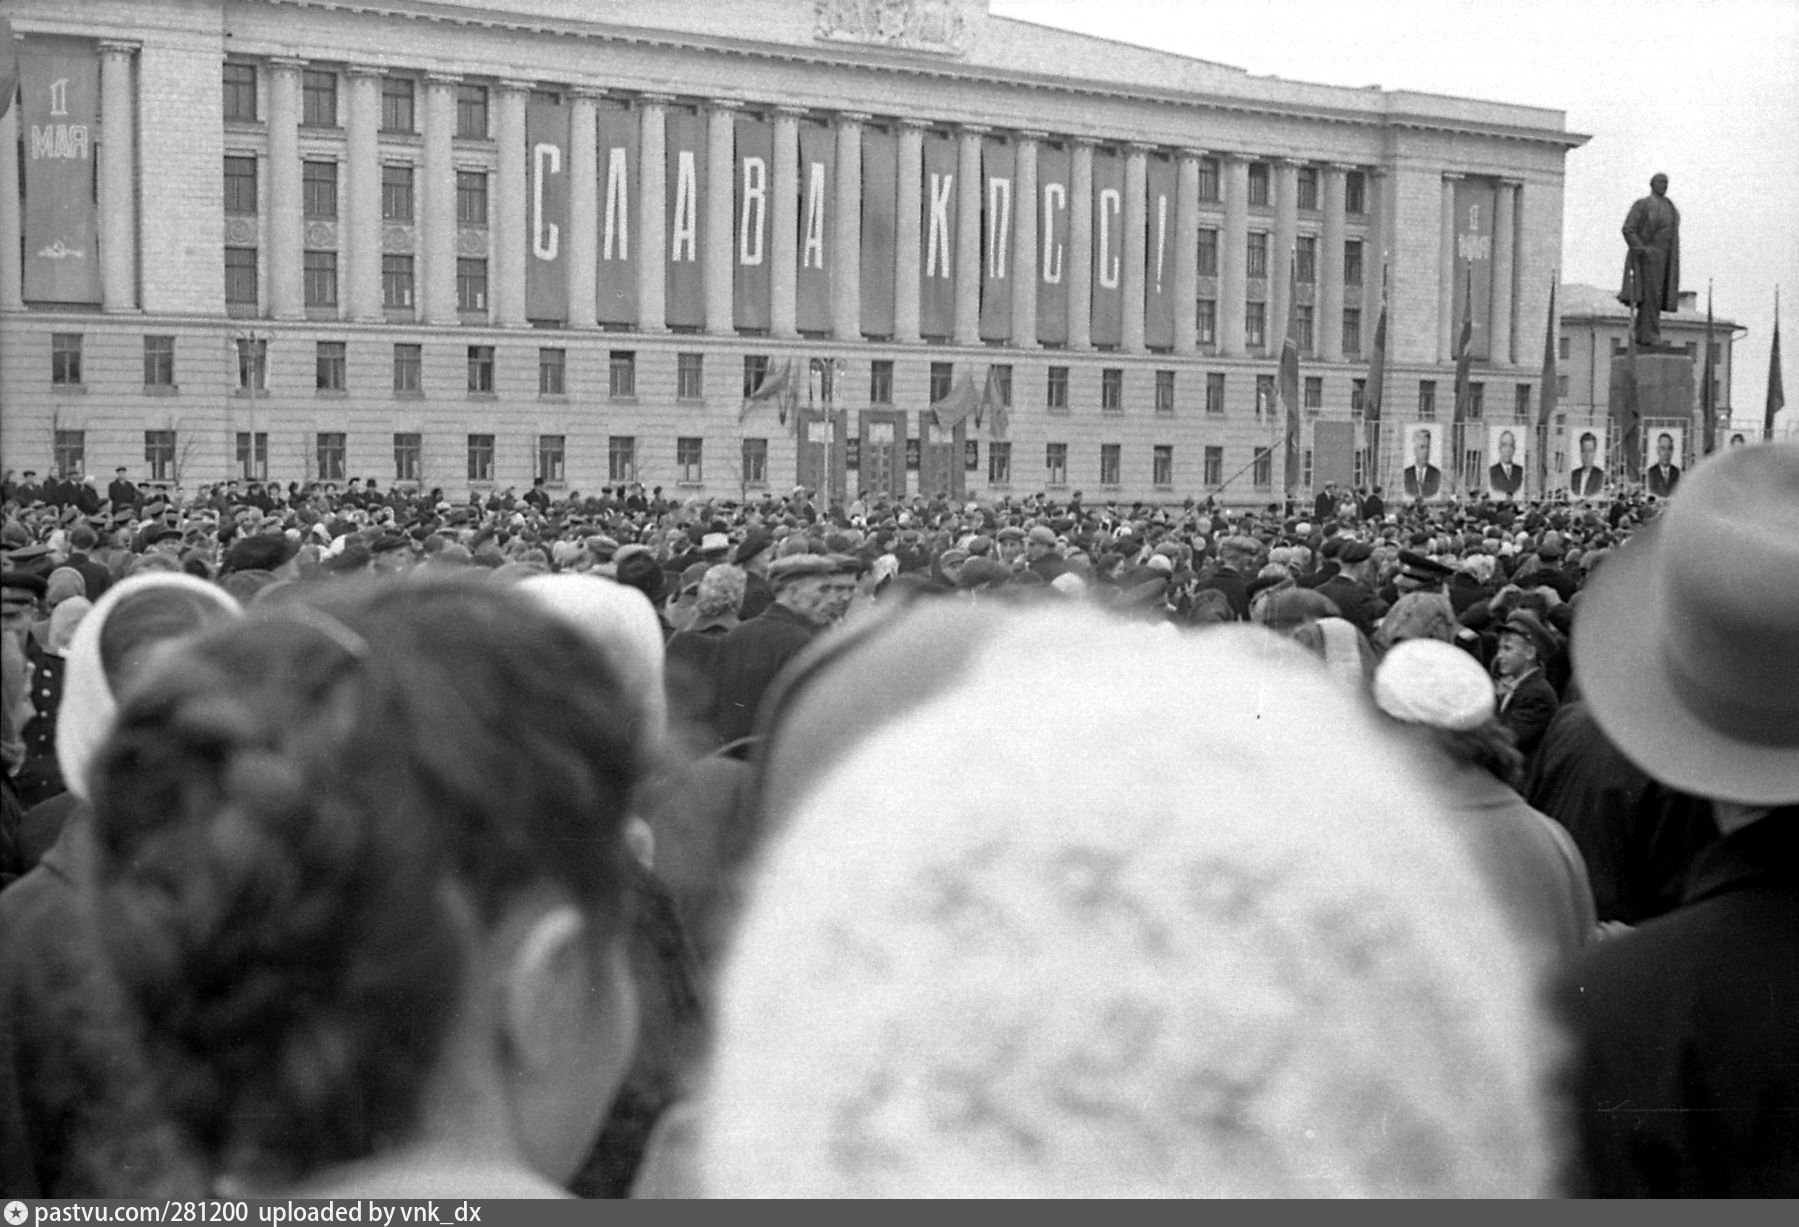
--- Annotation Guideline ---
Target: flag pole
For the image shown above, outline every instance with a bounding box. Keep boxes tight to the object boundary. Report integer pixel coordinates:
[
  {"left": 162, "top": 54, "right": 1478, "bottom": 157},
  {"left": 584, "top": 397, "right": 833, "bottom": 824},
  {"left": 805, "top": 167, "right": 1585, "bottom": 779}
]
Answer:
[
  {"left": 1767, "top": 286, "right": 1785, "bottom": 442},
  {"left": 1536, "top": 271, "right": 1557, "bottom": 500}
]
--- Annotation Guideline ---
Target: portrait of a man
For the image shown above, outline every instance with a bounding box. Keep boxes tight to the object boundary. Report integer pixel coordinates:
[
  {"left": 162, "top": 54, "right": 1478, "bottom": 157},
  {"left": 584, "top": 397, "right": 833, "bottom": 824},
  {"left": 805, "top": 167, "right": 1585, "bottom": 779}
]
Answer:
[
  {"left": 1646, "top": 430, "right": 1683, "bottom": 497},
  {"left": 1487, "top": 428, "right": 1525, "bottom": 498},
  {"left": 1403, "top": 426, "right": 1442, "bottom": 499},
  {"left": 1568, "top": 429, "right": 1606, "bottom": 497}
]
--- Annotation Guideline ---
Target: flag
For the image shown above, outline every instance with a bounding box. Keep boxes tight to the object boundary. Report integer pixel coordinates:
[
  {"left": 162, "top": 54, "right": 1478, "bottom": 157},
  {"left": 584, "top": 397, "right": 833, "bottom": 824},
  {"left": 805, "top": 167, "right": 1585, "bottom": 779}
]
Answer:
[
  {"left": 1364, "top": 274, "right": 1388, "bottom": 426},
  {"left": 740, "top": 357, "right": 794, "bottom": 421},
  {"left": 1278, "top": 254, "right": 1302, "bottom": 497},
  {"left": 1451, "top": 268, "right": 1475, "bottom": 489},
  {"left": 930, "top": 370, "right": 980, "bottom": 430},
  {"left": 1619, "top": 302, "right": 1642, "bottom": 481},
  {"left": 1767, "top": 289, "right": 1785, "bottom": 441},
  {"left": 0, "top": 19, "right": 17, "bottom": 121},
  {"left": 1536, "top": 275, "right": 1558, "bottom": 496},
  {"left": 981, "top": 365, "right": 1009, "bottom": 439},
  {"left": 1700, "top": 282, "right": 1716, "bottom": 455}
]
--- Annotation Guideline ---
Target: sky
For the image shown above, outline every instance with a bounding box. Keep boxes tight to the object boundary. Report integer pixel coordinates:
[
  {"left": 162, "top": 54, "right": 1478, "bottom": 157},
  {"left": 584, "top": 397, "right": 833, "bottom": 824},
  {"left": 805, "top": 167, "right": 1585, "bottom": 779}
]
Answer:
[{"left": 991, "top": 0, "right": 1798, "bottom": 430}]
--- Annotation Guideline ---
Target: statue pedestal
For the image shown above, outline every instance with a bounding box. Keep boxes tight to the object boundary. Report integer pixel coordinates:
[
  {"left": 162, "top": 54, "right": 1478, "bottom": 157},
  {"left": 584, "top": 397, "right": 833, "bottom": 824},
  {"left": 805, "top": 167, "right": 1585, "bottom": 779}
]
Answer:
[{"left": 1609, "top": 351, "right": 1695, "bottom": 476}]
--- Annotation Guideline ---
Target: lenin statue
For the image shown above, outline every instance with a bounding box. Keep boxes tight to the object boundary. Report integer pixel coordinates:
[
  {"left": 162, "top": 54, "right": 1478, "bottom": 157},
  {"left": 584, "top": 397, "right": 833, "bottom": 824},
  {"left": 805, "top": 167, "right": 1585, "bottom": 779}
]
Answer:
[{"left": 1618, "top": 173, "right": 1680, "bottom": 347}]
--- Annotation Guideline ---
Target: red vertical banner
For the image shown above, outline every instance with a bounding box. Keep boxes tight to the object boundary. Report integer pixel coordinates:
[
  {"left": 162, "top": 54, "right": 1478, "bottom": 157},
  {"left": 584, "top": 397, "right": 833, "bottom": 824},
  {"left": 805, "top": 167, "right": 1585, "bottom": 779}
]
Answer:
[
  {"left": 1036, "top": 142, "right": 1070, "bottom": 345},
  {"left": 979, "top": 136, "right": 1015, "bottom": 342},
  {"left": 1089, "top": 147, "right": 1124, "bottom": 347},
  {"left": 733, "top": 113, "right": 771, "bottom": 332},
  {"left": 665, "top": 107, "right": 706, "bottom": 328},
  {"left": 525, "top": 94, "right": 569, "bottom": 322},
  {"left": 22, "top": 46, "right": 101, "bottom": 304},
  {"left": 860, "top": 127, "right": 897, "bottom": 337},
  {"left": 1143, "top": 154, "right": 1177, "bottom": 349},
  {"left": 595, "top": 99, "right": 639, "bottom": 326},
  {"left": 918, "top": 131, "right": 958, "bottom": 338},
  {"left": 796, "top": 122, "right": 836, "bottom": 333},
  {"left": 1452, "top": 178, "right": 1497, "bottom": 361}
]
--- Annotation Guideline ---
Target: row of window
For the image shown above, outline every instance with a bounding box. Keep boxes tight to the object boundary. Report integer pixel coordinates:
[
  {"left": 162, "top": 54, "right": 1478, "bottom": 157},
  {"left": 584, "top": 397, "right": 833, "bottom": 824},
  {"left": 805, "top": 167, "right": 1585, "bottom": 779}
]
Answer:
[
  {"left": 220, "top": 61, "right": 1370, "bottom": 214},
  {"left": 225, "top": 158, "right": 490, "bottom": 227}
]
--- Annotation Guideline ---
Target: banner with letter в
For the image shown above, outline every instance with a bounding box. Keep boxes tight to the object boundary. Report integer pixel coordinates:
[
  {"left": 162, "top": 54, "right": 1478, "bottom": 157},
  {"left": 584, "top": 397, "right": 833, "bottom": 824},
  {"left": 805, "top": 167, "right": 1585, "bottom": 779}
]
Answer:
[
  {"left": 23, "top": 44, "right": 101, "bottom": 304},
  {"left": 733, "top": 113, "right": 772, "bottom": 331},
  {"left": 595, "top": 99, "right": 639, "bottom": 326}
]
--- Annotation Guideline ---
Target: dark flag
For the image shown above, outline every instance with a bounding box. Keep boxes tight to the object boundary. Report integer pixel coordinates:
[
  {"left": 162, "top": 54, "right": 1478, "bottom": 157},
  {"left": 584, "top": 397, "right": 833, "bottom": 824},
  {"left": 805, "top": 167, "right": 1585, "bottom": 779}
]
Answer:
[
  {"left": 741, "top": 357, "right": 794, "bottom": 422},
  {"left": 1536, "top": 275, "right": 1558, "bottom": 496},
  {"left": 1279, "top": 254, "right": 1303, "bottom": 498},
  {"left": 1701, "top": 282, "right": 1716, "bottom": 455},
  {"left": 1620, "top": 303, "right": 1643, "bottom": 481},
  {"left": 1451, "top": 267, "right": 1475, "bottom": 487},
  {"left": 981, "top": 365, "right": 1009, "bottom": 439},
  {"left": 1364, "top": 265, "right": 1388, "bottom": 484},
  {"left": 1767, "top": 289, "right": 1785, "bottom": 441},
  {"left": 0, "top": 18, "right": 17, "bottom": 119},
  {"left": 930, "top": 370, "right": 980, "bottom": 430}
]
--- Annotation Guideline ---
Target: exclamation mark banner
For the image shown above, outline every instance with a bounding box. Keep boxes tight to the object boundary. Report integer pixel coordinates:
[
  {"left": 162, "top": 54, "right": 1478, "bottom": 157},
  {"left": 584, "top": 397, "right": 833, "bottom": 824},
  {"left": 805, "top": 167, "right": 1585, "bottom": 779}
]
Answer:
[{"left": 1143, "top": 154, "right": 1176, "bottom": 348}]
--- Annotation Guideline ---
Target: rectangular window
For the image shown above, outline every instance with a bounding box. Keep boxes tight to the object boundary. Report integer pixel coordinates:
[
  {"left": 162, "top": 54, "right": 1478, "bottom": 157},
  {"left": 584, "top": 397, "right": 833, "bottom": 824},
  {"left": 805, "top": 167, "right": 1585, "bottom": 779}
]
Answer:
[
  {"left": 1153, "top": 445, "right": 1174, "bottom": 488},
  {"left": 223, "top": 63, "right": 257, "bottom": 122},
  {"left": 1297, "top": 305, "right": 1315, "bottom": 354},
  {"left": 538, "top": 347, "right": 566, "bottom": 395},
  {"left": 537, "top": 434, "right": 566, "bottom": 484},
  {"left": 743, "top": 354, "right": 770, "bottom": 398},
  {"left": 1515, "top": 383, "right": 1533, "bottom": 421},
  {"left": 371, "top": 256, "right": 410, "bottom": 312},
  {"left": 1100, "top": 367, "right": 1123, "bottom": 413},
  {"left": 53, "top": 430, "right": 84, "bottom": 479},
  {"left": 316, "top": 341, "right": 347, "bottom": 391},
  {"left": 869, "top": 358, "right": 893, "bottom": 404},
  {"left": 456, "top": 84, "right": 489, "bottom": 139},
  {"left": 742, "top": 438, "right": 768, "bottom": 486},
  {"left": 1205, "top": 371, "right": 1226, "bottom": 415},
  {"left": 1247, "top": 161, "right": 1270, "bottom": 207},
  {"left": 1352, "top": 378, "right": 1367, "bottom": 417},
  {"left": 304, "top": 250, "right": 338, "bottom": 308},
  {"left": 1297, "top": 166, "right": 1319, "bottom": 211},
  {"left": 1245, "top": 301, "right": 1266, "bottom": 350},
  {"left": 1342, "top": 307, "right": 1362, "bottom": 357},
  {"left": 1256, "top": 373, "right": 1276, "bottom": 418},
  {"left": 394, "top": 432, "right": 422, "bottom": 483},
  {"left": 1204, "top": 445, "right": 1224, "bottom": 487},
  {"left": 1196, "top": 298, "right": 1216, "bottom": 346},
  {"left": 224, "top": 155, "right": 258, "bottom": 214},
  {"left": 303, "top": 160, "right": 337, "bottom": 218},
  {"left": 143, "top": 335, "right": 175, "bottom": 388},
  {"left": 51, "top": 333, "right": 82, "bottom": 385},
  {"left": 609, "top": 350, "right": 637, "bottom": 398},
  {"left": 467, "top": 345, "right": 495, "bottom": 393},
  {"left": 381, "top": 76, "right": 415, "bottom": 134},
  {"left": 393, "top": 343, "right": 422, "bottom": 393},
  {"left": 225, "top": 247, "right": 258, "bottom": 307},
  {"left": 1466, "top": 382, "right": 1485, "bottom": 420},
  {"left": 677, "top": 436, "right": 704, "bottom": 484},
  {"left": 1197, "top": 157, "right": 1220, "bottom": 202},
  {"left": 1418, "top": 380, "right": 1437, "bottom": 419},
  {"left": 235, "top": 431, "right": 267, "bottom": 481},
  {"left": 1046, "top": 442, "right": 1068, "bottom": 486},
  {"left": 929, "top": 361, "right": 953, "bottom": 404},
  {"left": 1344, "top": 239, "right": 1364, "bottom": 288},
  {"left": 467, "top": 433, "right": 495, "bottom": 483},
  {"left": 144, "top": 430, "right": 177, "bottom": 482},
  {"left": 301, "top": 69, "right": 337, "bottom": 127},
  {"left": 1252, "top": 445, "right": 1273, "bottom": 488},
  {"left": 1345, "top": 170, "right": 1366, "bottom": 215},
  {"left": 316, "top": 432, "right": 347, "bottom": 481},
  {"left": 457, "top": 258, "right": 487, "bottom": 312},
  {"left": 1304, "top": 375, "right": 1323, "bottom": 413},
  {"left": 236, "top": 337, "right": 268, "bottom": 390},
  {"left": 381, "top": 164, "right": 414, "bottom": 221},
  {"left": 990, "top": 363, "right": 1013, "bottom": 406},
  {"left": 676, "top": 352, "right": 704, "bottom": 399},
  {"left": 1557, "top": 374, "right": 1570, "bottom": 397},
  {"left": 457, "top": 171, "right": 488, "bottom": 225},
  {"left": 809, "top": 357, "right": 837, "bottom": 403},
  {"left": 1154, "top": 369, "right": 1175, "bottom": 416},
  {"left": 1558, "top": 334, "right": 1570, "bottom": 360},
  {"left": 988, "top": 440, "right": 1012, "bottom": 484},
  {"left": 1196, "top": 227, "right": 1218, "bottom": 277},
  {"left": 1047, "top": 365, "right": 1069, "bottom": 412},
  {"left": 1247, "top": 232, "right": 1269, "bottom": 279},
  {"left": 1099, "top": 443, "right": 1122, "bottom": 487},
  {"left": 1296, "top": 236, "right": 1316, "bottom": 284},
  {"left": 608, "top": 436, "right": 637, "bottom": 485}
]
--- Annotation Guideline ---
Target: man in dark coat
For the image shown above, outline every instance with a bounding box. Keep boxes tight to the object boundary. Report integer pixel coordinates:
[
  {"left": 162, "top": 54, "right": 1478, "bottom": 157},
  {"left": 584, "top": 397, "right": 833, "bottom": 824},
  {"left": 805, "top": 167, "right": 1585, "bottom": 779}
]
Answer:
[
  {"left": 706, "top": 555, "right": 856, "bottom": 749},
  {"left": 1313, "top": 540, "right": 1387, "bottom": 639},
  {"left": 1492, "top": 609, "right": 1559, "bottom": 761}
]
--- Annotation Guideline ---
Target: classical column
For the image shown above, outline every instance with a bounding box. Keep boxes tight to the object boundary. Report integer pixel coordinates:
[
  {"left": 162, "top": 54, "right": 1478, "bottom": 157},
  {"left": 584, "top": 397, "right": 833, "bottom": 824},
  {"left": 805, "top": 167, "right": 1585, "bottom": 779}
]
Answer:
[
  {"left": 421, "top": 73, "right": 458, "bottom": 325},
  {"left": 493, "top": 80, "right": 531, "bottom": 327},
  {"left": 1219, "top": 153, "right": 1248, "bottom": 356},
  {"left": 0, "top": 104, "right": 20, "bottom": 310},
  {"left": 1271, "top": 158, "right": 1299, "bottom": 345},
  {"left": 344, "top": 66, "right": 383, "bottom": 322},
  {"left": 637, "top": 94, "right": 670, "bottom": 332},
  {"left": 953, "top": 124, "right": 985, "bottom": 346},
  {"left": 1121, "top": 142, "right": 1149, "bottom": 353},
  {"left": 1492, "top": 179, "right": 1518, "bottom": 365},
  {"left": 98, "top": 41, "right": 139, "bottom": 312},
  {"left": 704, "top": 98, "right": 738, "bottom": 337},
  {"left": 771, "top": 106, "right": 802, "bottom": 338},
  {"left": 1011, "top": 130, "right": 1042, "bottom": 349},
  {"left": 1173, "top": 148, "right": 1202, "bottom": 356},
  {"left": 267, "top": 58, "right": 305, "bottom": 320},
  {"left": 567, "top": 87, "right": 601, "bottom": 329},
  {"left": 893, "top": 118, "right": 925, "bottom": 344},
  {"left": 1320, "top": 163, "right": 1347, "bottom": 360},
  {"left": 1439, "top": 173, "right": 1459, "bottom": 362},
  {"left": 832, "top": 111, "right": 866, "bottom": 341},
  {"left": 1068, "top": 137, "right": 1094, "bottom": 350}
]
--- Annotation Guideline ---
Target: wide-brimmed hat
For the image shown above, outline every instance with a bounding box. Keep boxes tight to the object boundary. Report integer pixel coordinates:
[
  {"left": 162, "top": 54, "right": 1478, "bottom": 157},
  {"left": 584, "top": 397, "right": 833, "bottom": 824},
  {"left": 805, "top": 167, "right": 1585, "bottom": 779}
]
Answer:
[{"left": 1576, "top": 441, "right": 1799, "bottom": 804}]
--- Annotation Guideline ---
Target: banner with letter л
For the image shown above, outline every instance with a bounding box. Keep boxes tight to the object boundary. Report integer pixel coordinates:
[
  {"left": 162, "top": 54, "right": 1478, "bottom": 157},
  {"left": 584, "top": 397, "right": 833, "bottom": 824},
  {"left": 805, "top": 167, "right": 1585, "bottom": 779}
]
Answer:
[{"left": 594, "top": 99, "right": 639, "bottom": 326}]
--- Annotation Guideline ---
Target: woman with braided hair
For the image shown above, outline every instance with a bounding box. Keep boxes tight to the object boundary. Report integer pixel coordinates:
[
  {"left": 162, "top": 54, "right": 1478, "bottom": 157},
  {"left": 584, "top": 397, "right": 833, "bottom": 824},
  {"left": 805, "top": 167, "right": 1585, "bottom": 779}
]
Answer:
[{"left": 85, "top": 577, "right": 647, "bottom": 1197}]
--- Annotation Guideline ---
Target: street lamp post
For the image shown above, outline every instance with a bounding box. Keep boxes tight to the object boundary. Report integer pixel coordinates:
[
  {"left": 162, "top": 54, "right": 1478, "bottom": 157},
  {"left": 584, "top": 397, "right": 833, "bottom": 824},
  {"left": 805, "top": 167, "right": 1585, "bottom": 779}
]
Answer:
[{"left": 229, "top": 328, "right": 269, "bottom": 484}]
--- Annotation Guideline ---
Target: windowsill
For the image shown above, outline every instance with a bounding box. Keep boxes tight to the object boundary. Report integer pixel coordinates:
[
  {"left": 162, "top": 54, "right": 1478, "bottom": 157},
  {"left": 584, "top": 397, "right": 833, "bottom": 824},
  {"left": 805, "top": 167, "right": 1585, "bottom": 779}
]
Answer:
[
  {"left": 227, "top": 303, "right": 260, "bottom": 318},
  {"left": 467, "top": 391, "right": 497, "bottom": 400},
  {"left": 609, "top": 395, "right": 639, "bottom": 405},
  {"left": 224, "top": 119, "right": 265, "bottom": 131},
  {"left": 316, "top": 389, "right": 349, "bottom": 399},
  {"left": 676, "top": 397, "right": 707, "bottom": 407},
  {"left": 145, "top": 385, "right": 179, "bottom": 396},
  {"left": 385, "top": 307, "right": 416, "bottom": 322},
  {"left": 538, "top": 393, "right": 568, "bottom": 403},
  {"left": 393, "top": 390, "right": 424, "bottom": 400},
  {"left": 379, "top": 130, "right": 422, "bottom": 143},
  {"left": 458, "top": 311, "right": 489, "bottom": 324},
  {"left": 51, "top": 382, "right": 86, "bottom": 394},
  {"left": 299, "top": 124, "right": 342, "bottom": 134},
  {"left": 232, "top": 388, "right": 268, "bottom": 399},
  {"left": 1155, "top": 410, "right": 1175, "bottom": 418},
  {"left": 677, "top": 481, "right": 705, "bottom": 489},
  {"left": 305, "top": 308, "right": 340, "bottom": 321},
  {"left": 1101, "top": 408, "right": 1124, "bottom": 416},
  {"left": 1047, "top": 407, "right": 1071, "bottom": 416}
]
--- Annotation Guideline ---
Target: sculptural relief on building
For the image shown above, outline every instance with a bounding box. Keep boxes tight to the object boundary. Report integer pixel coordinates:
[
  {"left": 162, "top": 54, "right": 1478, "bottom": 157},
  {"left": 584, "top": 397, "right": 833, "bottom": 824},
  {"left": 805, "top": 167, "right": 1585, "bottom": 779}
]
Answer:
[{"left": 814, "top": 0, "right": 971, "bottom": 55}]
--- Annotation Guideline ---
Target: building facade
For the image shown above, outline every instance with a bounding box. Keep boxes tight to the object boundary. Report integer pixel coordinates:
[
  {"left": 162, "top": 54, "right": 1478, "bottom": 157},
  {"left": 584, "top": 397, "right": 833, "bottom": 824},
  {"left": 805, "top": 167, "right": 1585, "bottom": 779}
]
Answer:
[{"left": 0, "top": 0, "right": 1586, "bottom": 504}]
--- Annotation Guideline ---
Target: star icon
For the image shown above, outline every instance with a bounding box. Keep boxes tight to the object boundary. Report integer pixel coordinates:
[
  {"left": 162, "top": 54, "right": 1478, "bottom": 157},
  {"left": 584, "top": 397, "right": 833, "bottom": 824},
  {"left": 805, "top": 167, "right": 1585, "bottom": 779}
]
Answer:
[{"left": 4, "top": 1201, "right": 28, "bottom": 1226}]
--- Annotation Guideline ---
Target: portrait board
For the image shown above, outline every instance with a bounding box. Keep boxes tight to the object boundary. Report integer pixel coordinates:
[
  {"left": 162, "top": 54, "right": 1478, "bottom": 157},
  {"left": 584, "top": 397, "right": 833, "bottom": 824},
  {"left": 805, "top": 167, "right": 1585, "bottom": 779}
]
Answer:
[
  {"left": 1643, "top": 427, "right": 1685, "bottom": 497},
  {"left": 1566, "top": 424, "right": 1608, "bottom": 499},
  {"left": 1485, "top": 425, "right": 1528, "bottom": 499},
  {"left": 1400, "top": 423, "right": 1445, "bottom": 501}
]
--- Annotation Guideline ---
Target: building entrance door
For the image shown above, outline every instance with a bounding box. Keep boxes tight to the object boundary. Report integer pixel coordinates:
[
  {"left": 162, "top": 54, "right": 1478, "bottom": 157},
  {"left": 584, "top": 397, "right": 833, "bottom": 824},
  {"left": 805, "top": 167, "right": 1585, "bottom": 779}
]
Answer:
[{"left": 861, "top": 418, "right": 897, "bottom": 499}]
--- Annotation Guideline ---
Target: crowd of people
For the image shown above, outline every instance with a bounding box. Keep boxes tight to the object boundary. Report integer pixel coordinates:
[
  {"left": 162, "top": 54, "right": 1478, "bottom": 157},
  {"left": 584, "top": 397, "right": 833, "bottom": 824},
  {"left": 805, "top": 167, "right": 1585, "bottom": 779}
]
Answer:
[{"left": 0, "top": 446, "right": 1794, "bottom": 1198}]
